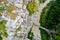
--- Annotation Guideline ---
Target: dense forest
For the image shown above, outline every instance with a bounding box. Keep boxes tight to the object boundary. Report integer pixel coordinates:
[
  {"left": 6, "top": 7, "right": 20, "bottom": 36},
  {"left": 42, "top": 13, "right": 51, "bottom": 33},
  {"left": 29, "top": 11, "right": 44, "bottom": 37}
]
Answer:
[{"left": 40, "top": 0, "right": 60, "bottom": 40}]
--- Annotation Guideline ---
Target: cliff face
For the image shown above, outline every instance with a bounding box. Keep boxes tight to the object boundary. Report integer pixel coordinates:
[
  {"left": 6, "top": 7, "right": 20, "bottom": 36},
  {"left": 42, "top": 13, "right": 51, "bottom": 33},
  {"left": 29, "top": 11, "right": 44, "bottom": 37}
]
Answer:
[
  {"left": 0, "top": 0, "right": 52, "bottom": 40},
  {"left": 1, "top": 0, "right": 41, "bottom": 40}
]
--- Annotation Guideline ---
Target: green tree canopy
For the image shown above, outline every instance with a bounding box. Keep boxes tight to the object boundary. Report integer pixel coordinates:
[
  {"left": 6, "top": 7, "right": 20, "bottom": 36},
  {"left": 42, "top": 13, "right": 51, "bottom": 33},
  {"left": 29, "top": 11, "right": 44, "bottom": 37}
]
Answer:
[
  {"left": 40, "top": 0, "right": 60, "bottom": 40},
  {"left": 40, "top": 0, "right": 60, "bottom": 30},
  {"left": 27, "top": 1, "right": 38, "bottom": 15}
]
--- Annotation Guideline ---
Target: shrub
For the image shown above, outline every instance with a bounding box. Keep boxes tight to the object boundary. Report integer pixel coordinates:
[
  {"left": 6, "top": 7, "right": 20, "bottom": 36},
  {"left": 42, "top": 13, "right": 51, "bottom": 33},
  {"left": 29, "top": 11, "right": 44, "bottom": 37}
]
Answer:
[
  {"left": 0, "top": 20, "right": 8, "bottom": 39},
  {"left": 27, "top": 28, "right": 34, "bottom": 40},
  {"left": 27, "top": 1, "right": 38, "bottom": 15},
  {"left": 0, "top": 35, "right": 2, "bottom": 40},
  {"left": 0, "top": 3, "right": 8, "bottom": 13},
  {"left": 39, "top": 0, "right": 46, "bottom": 3},
  {"left": 40, "top": 28, "right": 50, "bottom": 40}
]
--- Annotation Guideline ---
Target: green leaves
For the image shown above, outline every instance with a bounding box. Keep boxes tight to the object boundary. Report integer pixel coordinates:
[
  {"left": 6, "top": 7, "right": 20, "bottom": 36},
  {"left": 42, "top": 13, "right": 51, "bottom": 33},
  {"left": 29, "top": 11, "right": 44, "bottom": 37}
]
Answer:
[
  {"left": 40, "top": 0, "right": 60, "bottom": 30},
  {"left": 40, "top": 1, "right": 53, "bottom": 29},
  {"left": 39, "top": 0, "right": 46, "bottom": 3},
  {"left": 40, "top": 0, "right": 60, "bottom": 40},
  {"left": 0, "top": 20, "right": 8, "bottom": 38},
  {"left": 0, "top": 13, "right": 2, "bottom": 17},
  {"left": 0, "top": 35, "right": 2, "bottom": 40},
  {"left": 40, "top": 28, "right": 50, "bottom": 40},
  {"left": 16, "top": 27, "right": 22, "bottom": 32},
  {"left": 52, "top": 33, "right": 60, "bottom": 40},
  {"left": 27, "top": 2, "right": 38, "bottom": 15},
  {"left": 27, "top": 28, "right": 34, "bottom": 40},
  {"left": 0, "top": 3, "right": 8, "bottom": 13}
]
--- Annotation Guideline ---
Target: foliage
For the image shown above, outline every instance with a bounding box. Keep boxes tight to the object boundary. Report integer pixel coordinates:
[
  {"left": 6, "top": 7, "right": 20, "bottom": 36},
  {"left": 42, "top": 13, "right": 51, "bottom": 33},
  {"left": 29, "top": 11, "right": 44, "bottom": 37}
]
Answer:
[
  {"left": 0, "top": 13, "right": 2, "bottom": 17},
  {"left": 16, "top": 27, "right": 22, "bottom": 32},
  {"left": 4, "top": 0, "right": 8, "bottom": 3},
  {"left": 40, "top": 0, "right": 60, "bottom": 40},
  {"left": 0, "top": 35, "right": 2, "bottom": 40},
  {"left": 0, "top": 3, "right": 8, "bottom": 13},
  {"left": 40, "top": 28, "right": 50, "bottom": 40},
  {"left": 0, "top": 20, "right": 8, "bottom": 39},
  {"left": 39, "top": 0, "right": 46, "bottom": 3},
  {"left": 40, "top": 0, "right": 60, "bottom": 30},
  {"left": 27, "top": 1, "right": 38, "bottom": 15},
  {"left": 27, "top": 28, "right": 34, "bottom": 40},
  {"left": 52, "top": 33, "right": 60, "bottom": 40}
]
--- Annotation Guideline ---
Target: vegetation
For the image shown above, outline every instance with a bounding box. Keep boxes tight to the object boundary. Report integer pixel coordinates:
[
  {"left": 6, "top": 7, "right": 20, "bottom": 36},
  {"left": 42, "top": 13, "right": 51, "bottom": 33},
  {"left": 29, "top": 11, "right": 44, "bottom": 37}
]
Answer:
[
  {"left": 40, "top": 28, "right": 50, "bottom": 40},
  {"left": 16, "top": 27, "right": 22, "bottom": 32},
  {"left": 0, "top": 36, "right": 2, "bottom": 40},
  {"left": 27, "top": 1, "right": 38, "bottom": 15},
  {"left": 40, "top": 1, "right": 52, "bottom": 29},
  {"left": 27, "top": 28, "right": 34, "bottom": 40},
  {"left": 0, "top": 13, "right": 2, "bottom": 17},
  {"left": 52, "top": 33, "right": 60, "bottom": 40},
  {"left": 39, "top": 0, "right": 46, "bottom": 3},
  {"left": 0, "top": 20, "right": 8, "bottom": 40},
  {"left": 40, "top": 0, "right": 60, "bottom": 30},
  {"left": 4, "top": 0, "right": 8, "bottom": 3},
  {"left": 0, "top": 3, "right": 8, "bottom": 13},
  {"left": 40, "top": 0, "right": 60, "bottom": 40}
]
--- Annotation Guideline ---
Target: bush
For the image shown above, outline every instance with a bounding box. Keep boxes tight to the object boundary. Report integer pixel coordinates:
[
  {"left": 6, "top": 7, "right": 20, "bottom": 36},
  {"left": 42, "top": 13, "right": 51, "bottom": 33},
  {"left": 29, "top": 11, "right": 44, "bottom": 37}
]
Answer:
[
  {"left": 0, "top": 35, "right": 2, "bottom": 40},
  {"left": 0, "top": 3, "right": 8, "bottom": 13},
  {"left": 40, "top": 28, "right": 50, "bottom": 40},
  {"left": 27, "top": 1, "right": 38, "bottom": 15},
  {"left": 0, "top": 20, "right": 8, "bottom": 39},
  {"left": 39, "top": 0, "right": 46, "bottom": 3},
  {"left": 27, "top": 28, "right": 34, "bottom": 40}
]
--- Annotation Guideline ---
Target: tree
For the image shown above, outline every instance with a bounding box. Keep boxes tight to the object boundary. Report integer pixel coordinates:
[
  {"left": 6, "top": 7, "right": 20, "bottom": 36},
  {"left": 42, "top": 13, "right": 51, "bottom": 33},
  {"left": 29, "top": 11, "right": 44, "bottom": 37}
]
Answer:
[
  {"left": 40, "top": 0, "right": 60, "bottom": 30},
  {"left": 40, "top": 0, "right": 60, "bottom": 40}
]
